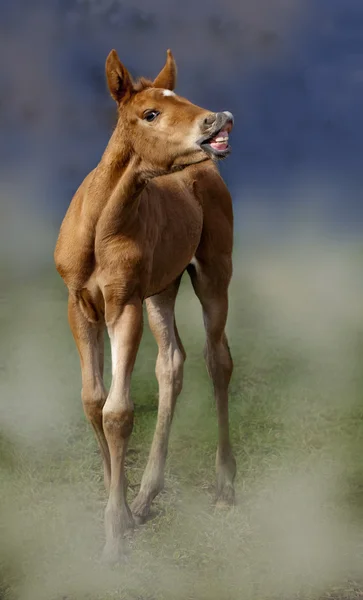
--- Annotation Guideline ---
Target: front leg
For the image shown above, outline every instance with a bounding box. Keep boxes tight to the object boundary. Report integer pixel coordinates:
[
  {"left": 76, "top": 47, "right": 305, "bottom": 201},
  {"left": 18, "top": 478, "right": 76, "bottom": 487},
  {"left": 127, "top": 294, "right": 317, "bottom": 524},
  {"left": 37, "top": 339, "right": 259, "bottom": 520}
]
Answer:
[
  {"left": 188, "top": 260, "right": 236, "bottom": 507},
  {"left": 101, "top": 293, "right": 143, "bottom": 562},
  {"left": 68, "top": 294, "right": 111, "bottom": 491}
]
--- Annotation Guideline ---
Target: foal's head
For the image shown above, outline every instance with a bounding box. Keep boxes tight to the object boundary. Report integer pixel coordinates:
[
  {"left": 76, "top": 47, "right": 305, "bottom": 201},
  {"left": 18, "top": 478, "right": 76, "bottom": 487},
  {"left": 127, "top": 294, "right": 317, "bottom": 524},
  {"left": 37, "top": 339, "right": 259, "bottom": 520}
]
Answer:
[{"left": 106, "top": 49, "right": 234, "bottom": 173}]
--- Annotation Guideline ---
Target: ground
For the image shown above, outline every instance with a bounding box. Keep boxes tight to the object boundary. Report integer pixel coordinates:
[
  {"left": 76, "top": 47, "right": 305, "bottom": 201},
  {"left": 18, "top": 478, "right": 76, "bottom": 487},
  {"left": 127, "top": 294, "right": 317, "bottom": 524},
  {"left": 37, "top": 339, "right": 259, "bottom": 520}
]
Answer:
[{"left": 1, "top": 239, "right": 363, "bottom": 600}]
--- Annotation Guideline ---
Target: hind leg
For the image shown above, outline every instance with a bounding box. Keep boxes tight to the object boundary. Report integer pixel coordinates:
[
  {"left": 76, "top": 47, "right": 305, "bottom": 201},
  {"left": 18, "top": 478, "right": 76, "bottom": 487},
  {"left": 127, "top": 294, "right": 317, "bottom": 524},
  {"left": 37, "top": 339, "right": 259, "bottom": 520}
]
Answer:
[
  {"left": 132, "top": 278, "right": 185, "bottom": 523},
  {"left": 68, "top": 294, "right": 111, "bottom": 490},
  {"left": 188, "top": 261, "right": 236, "bottom": 506}
]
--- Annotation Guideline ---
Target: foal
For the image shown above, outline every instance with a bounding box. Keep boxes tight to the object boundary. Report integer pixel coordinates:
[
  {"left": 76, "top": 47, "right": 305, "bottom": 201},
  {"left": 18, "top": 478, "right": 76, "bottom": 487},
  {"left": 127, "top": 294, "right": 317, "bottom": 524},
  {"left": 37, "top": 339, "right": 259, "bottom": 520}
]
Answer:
[{"left": 55, "top": 49, "right": 236, "bottom": 560}]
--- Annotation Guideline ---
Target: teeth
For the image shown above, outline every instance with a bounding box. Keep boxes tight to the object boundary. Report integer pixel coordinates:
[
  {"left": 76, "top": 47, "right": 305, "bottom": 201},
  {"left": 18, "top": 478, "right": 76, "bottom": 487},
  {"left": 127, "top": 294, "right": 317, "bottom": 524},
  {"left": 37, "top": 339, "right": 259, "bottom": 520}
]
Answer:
[{"left": 214, "top": 136, "right": 228, "bottom": 142}]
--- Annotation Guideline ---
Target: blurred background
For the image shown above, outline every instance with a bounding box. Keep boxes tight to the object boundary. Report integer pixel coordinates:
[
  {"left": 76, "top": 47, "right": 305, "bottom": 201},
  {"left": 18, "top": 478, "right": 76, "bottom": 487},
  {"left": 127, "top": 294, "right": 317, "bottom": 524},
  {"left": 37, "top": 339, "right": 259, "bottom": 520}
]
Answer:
[
  {"left": 1, "top": 0, "right": 363, "bottom": 276},
  {"left": 1, "top": 2, "right": 363, "bottom": 600}
]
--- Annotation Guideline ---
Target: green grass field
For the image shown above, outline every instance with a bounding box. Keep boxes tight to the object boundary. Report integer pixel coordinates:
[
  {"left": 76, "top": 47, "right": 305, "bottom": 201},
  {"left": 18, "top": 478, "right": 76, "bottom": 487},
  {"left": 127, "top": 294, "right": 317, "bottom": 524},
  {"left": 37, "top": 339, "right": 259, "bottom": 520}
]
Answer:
[{"left": 1, "top": 236, "right": 363, "bottom": 600}]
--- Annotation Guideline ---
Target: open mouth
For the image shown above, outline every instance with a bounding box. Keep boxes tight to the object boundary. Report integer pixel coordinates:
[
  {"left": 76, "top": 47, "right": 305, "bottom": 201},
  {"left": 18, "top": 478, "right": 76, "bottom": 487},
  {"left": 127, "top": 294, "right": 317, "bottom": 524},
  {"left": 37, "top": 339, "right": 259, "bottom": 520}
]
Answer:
[{"left": 198, "top": 118, "right": 233, "bottom": 159}]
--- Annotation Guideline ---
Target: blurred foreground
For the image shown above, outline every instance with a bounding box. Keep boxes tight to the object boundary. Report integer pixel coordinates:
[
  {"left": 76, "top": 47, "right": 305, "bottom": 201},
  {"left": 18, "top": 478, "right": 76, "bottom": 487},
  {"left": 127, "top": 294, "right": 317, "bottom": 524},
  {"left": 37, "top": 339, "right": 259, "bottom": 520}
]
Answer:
[{"left": 1, "top": 209, "right": 363, "bottom": 600}]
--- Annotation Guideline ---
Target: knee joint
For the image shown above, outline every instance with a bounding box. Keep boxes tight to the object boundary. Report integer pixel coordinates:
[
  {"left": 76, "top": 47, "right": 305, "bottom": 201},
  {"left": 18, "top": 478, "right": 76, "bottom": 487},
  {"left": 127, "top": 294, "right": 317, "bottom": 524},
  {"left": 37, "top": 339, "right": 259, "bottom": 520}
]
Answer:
[
  {"left": 205, "top": 338, "right": 233, "bottom": 385},
  {"left": 103, "top": 408, "right": 134, "bottom": 439},
  {"left": 156, "top": 347, "right": 185, "bottom": 395},
  {"left": 82, "top": 387, "right": 106, "bottom": 423}
]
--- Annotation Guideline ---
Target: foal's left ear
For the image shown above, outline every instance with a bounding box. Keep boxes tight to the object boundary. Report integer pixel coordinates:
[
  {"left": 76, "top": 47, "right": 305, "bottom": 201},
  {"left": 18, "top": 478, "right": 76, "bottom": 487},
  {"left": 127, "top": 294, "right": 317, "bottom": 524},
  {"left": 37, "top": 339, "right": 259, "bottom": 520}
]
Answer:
[{"left": 153, "top": 49, "right": 177, "bottom": 91}]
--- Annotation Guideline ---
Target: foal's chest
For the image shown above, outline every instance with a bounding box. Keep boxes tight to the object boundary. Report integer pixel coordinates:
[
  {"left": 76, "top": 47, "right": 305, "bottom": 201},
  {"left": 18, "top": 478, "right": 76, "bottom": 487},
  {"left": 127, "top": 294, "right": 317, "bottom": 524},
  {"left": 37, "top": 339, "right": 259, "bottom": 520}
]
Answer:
[{"left": 142, "top": 183, "right": 204, "bottom": 296}]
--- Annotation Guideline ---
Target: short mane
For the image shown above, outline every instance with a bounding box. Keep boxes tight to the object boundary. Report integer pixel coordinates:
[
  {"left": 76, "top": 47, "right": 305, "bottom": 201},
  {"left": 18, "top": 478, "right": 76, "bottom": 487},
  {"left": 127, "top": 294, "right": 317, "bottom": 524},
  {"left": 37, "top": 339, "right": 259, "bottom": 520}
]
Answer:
[{"left": 133, "top": 77, "right": 154, "bottom": 92}]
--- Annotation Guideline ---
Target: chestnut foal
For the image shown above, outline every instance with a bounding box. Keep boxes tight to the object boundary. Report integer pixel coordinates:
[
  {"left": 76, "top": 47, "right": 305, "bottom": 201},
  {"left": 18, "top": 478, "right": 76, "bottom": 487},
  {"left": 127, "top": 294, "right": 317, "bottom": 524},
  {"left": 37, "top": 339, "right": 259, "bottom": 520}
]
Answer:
[{"left": 55, "top": 49, "right": 236, "bottom": 561}]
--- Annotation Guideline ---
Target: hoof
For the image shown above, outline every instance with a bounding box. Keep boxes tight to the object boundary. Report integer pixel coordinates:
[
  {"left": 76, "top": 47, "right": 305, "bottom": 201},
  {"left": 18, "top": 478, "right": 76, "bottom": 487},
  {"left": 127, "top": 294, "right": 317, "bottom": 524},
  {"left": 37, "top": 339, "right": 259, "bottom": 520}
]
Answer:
[
  {"left": 101, "top": 540, "right": 129, "bottom": 566},
  {"left": 131, "top": 497, "right": 150, "bottom": 525},
  {"left": 131, "top": 504, "right": 150, "bottom": 525},
  {"left": 133, "top": 513, "right": 147, "bottom": 526},
  {"left": 101, "top": 543, "right": 123, "bottom": 566},
  {"left": 102, "top": 504, "right": 135, "bottom": 565},
  {"left": 215, "top": 484, "right": 235, "bottom": 509}
]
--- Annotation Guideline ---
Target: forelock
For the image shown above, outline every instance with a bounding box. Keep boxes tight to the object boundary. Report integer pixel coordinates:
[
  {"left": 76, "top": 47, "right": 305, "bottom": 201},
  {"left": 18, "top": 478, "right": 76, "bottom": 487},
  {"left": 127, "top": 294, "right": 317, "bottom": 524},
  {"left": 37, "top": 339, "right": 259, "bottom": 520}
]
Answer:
[{"left": 133, "top": 77, "right": 153, "bottom": 92}]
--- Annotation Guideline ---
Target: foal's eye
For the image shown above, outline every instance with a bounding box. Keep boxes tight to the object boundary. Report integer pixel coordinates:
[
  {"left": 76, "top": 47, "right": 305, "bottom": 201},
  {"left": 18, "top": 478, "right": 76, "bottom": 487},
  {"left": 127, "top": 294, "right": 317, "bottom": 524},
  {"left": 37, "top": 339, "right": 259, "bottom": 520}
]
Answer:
[{"left": 143, "top": 110, "right": 160, "bottom": 122}]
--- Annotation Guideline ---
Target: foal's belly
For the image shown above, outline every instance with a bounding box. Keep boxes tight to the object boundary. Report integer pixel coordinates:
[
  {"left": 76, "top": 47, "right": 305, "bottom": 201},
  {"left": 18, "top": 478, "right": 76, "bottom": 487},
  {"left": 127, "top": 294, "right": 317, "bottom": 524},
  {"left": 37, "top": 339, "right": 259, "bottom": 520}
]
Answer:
[
  {"left": 144, "top": 188, "right": 203, "bottom": 297},
  {"left": 145, "top": 245, "right": 198, "bottom": 298}
]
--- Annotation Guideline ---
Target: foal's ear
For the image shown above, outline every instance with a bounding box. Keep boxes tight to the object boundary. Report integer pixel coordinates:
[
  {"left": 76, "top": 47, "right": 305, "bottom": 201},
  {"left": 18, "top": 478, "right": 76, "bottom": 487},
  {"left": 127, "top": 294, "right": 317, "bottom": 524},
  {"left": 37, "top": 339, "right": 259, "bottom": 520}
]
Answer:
[
  {"left": 105, "top": 50, "right": 133, "bottom": 103},
  {"left": 153, "top": 49, "right": 177, "bottom": 91}
]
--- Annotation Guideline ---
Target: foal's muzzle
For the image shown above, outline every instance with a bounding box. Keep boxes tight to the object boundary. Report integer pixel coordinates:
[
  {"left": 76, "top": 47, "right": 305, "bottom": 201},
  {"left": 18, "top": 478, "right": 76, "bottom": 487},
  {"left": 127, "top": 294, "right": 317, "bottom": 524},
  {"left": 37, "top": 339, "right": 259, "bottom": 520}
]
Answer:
[{"left": 197, "top": 111, "right": 234, "bottom": 159}]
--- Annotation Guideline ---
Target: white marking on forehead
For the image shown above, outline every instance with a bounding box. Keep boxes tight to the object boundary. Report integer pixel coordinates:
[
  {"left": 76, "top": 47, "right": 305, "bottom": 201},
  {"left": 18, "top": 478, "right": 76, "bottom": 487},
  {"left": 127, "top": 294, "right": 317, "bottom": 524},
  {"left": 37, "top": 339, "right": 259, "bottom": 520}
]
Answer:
[{"left": 162, "top": 89, "right": 176, "bottom": 97}]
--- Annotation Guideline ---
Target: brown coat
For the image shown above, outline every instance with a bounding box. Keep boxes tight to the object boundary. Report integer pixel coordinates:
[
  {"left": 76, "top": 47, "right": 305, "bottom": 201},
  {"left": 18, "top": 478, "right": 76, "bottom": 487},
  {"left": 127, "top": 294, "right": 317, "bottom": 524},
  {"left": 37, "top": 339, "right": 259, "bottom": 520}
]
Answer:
[{"left": 54, "top": 49, "right": 236, "bottom": 562}]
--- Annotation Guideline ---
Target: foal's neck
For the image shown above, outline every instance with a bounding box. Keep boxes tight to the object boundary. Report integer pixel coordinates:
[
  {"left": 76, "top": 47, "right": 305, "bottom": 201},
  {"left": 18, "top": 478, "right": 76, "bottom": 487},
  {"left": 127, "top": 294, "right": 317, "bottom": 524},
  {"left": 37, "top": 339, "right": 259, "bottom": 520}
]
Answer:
[{"left": 94, "top": 129, "right": 155, "bottom": 238}]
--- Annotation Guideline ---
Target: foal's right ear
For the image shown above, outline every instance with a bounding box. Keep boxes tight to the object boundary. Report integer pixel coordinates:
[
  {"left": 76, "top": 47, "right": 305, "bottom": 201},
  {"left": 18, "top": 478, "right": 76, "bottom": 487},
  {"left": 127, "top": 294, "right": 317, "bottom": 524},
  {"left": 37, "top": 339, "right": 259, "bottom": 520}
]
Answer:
[{"left": 105, "top": 50, "right": 133, "bottom": 103}]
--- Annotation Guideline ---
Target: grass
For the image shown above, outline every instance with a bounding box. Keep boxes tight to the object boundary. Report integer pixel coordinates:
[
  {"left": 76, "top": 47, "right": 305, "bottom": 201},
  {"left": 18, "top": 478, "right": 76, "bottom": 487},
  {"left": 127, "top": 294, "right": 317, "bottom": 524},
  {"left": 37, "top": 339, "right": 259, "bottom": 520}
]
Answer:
[{"left": 1, "top": 238, "right": 363, "bottom": 600}]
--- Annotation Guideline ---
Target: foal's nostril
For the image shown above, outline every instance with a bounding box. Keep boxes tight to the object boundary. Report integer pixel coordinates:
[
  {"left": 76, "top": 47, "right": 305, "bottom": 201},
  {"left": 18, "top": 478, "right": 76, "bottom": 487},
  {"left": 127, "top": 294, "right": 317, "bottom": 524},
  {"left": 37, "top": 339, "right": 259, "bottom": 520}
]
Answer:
[{"left": 203, "top": 114, "right": 216, "bottom": 127}]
